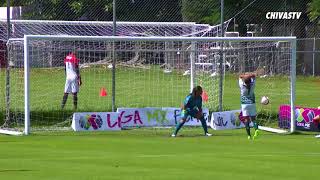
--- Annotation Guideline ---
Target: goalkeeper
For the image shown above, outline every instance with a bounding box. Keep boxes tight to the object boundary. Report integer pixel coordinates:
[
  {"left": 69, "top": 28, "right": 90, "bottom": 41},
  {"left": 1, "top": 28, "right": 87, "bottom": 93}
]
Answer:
[
  {"left": 61, "top": 52, "right": 82, "bottom": 110},
  {"left": 171, "top": 86, "right": 212, "bottom": 137},
  {"left": 239, "top": 73, "right": 259, "bottom": 140}
]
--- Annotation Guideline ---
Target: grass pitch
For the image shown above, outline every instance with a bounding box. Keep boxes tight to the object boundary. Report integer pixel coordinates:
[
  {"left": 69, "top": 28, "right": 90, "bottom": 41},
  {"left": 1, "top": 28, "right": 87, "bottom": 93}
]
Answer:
[
  {"left": 0, "top": 128, "right": 319, "bottom": 180},
  {"left": 0, "top": 67, "right": 320, "bottom": 180}
]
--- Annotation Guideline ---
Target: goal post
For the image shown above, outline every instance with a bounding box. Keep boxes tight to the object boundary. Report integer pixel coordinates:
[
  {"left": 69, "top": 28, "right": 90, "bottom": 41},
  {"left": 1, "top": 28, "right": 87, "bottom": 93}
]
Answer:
[{"left": 3, "top": 35, "right": 296, "bottom": 135}]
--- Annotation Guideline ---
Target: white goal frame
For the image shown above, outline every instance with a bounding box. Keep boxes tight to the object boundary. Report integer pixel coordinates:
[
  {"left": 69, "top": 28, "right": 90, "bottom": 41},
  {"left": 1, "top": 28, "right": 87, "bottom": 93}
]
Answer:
[{"left": 22, "top": 35, "right": 297, "bottom": 135}]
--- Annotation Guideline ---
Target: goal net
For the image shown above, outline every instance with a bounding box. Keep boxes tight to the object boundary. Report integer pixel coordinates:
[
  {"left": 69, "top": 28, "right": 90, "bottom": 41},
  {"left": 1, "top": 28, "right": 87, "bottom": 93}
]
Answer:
[
  {"left": 1, "top": 35, "right": 296, "bottom": 134},
  {"left": 0, "top": 20, "right": 231, "bottom": 39}
]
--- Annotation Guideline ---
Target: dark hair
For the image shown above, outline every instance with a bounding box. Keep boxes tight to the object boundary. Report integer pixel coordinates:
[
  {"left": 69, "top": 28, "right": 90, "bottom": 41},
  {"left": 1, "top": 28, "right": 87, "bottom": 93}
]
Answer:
[
  {"left": 243, "top": 77, "right": 251, "bottom": 93},
  {"left": 243, "top": 77, "right": 251, "bottom": 85},
  {"left": 191, "top": 86, "right": 202, "bottom": 96}
]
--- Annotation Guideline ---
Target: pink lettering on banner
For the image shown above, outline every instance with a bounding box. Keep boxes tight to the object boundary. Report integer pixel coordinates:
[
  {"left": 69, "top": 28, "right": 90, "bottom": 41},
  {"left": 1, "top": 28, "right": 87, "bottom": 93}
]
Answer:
[
  {"left": 134, "top": 110, "right": 142, "bottom": 124},
  {"left": 106, "top": 114, "right": 121, "bottom": 128},
  {"left": 88, "top": 114, "right": 98, "bottom": 129},
  {"left": 120, "top": 111, "right": 133, "bottom": 124},
  {"left": 118, "top": 110, "right": 144, "bottom": 126}
]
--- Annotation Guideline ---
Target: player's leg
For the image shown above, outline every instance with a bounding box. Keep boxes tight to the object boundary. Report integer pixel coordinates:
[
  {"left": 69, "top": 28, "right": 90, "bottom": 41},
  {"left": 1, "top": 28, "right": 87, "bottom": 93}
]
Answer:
[
  {"left": 195, "top": 112, "right": 212, "bottom": 136},
  {"left": 71, "top": 79, "right": 79, "bottom": 110},
  {"left": 62, "top": 79, "right": 71, "bottom": 109},
  {"left": 244, "top": 118, "right": 251, "bottom": 139},
  {"left": 251, "top": 116, "right": 260, "bottom": 139},
  {"left": 247, "top": 104, "right": 258, "bottom": 139},
  {"left": 61, "top": 93, "right": 69, "bottom": 109},
  {"left": 72, "top": 92, "right": 78, "bottom": 110},
  {"left": 172, "top": 110, "right": 188, "bottom": 137},
  {"left": 241, "top": 104, "right": 252, "bottom": 139}
]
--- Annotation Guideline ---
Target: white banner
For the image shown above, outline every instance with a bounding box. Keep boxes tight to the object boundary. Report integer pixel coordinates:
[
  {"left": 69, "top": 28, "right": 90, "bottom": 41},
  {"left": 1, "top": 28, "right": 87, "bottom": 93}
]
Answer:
[
  {"left": 117, "top": 107, "right": 210, "bottom": 127},
  {"left": 210, "top": 110, "right": 250, "bottom": 130},
  {"left": 72, "top": 112, "right": 121, "bottom": 131}
]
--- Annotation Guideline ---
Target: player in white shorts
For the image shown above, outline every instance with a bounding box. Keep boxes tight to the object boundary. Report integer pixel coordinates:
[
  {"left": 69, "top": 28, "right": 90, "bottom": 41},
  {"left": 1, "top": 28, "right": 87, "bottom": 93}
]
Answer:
[
  {"left": 239, "top": 73, "right": 259, "bottom": 140},
  {"left": 61, "top": 52, "right": 82, "bottom": 110}
]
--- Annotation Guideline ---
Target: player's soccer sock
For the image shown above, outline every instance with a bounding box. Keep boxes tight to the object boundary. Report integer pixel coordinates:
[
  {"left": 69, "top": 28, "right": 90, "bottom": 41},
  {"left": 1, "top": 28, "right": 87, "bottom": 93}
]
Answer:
[
  {"left": 174, "top": 121, "right": 185, "bottom": 135},
  {"left": 73, "top": 94, "right": 78, "bottom": 110},
  {"left": 61, "top": 94, "right": 68, "bottom": 109},
  {"left": 253, "top": 121, "right": 259, "bottom": 137},
  {"left": 245, "top": 121, "right": 251, "bottom": 137},
  {"left": 253, "top": 122, "right": 258, "bottom": 131},
  {"left": 200, "top": 117, "right": 208, "bottom": 134}
]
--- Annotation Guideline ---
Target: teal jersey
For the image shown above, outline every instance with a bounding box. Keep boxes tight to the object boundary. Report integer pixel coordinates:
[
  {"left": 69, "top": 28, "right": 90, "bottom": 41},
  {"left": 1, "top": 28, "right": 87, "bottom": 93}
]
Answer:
[
  {"left": 183, "top": 94, "right": 202, "bottom": 113},
  {"left": 239, "top": 78, "right": 256, "bottom": 104}
]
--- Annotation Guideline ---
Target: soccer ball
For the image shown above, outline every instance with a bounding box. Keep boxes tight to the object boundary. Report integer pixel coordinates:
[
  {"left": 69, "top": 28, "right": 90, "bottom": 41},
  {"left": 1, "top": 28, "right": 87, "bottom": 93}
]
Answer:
[{"left": 260, "top": 96, "right": 269, "bottom": 105}]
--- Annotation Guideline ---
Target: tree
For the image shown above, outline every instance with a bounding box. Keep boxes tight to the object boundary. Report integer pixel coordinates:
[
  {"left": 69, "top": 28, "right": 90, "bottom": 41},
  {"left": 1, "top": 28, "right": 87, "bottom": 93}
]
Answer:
[
  {"left": 308, "top": 0, "right": 320, "bottom": 23},
  {"left": 117, "top": 0, "right": 182, "bottom": 22},
  {"left": 2, "top": 0, "right": 181, "bottom": 22},
  {"left": 181, "top": 0, "right": 219, "bottom": 24},
  {"left": 6, "top": 0, "right": 113, "bottom": 21}
]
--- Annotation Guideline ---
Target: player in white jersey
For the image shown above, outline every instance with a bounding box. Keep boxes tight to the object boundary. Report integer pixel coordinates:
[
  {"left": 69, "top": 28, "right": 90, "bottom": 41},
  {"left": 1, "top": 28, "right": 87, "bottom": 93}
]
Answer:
[
  {"left": 239, "top": 72, "right": 259, "bottom": 140},
  {"left": 61, "top": 52, "right": 82, "bottom": 110}
]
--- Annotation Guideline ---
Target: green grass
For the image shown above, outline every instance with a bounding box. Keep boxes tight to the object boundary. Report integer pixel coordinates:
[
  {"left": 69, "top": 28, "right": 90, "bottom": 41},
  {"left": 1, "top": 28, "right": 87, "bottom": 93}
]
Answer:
[
  {"left": 0, "top": 67, "right": 320, "bottom": 179},
  {"left": 0, "top": 128, "right": 319, "bottom": 180}
]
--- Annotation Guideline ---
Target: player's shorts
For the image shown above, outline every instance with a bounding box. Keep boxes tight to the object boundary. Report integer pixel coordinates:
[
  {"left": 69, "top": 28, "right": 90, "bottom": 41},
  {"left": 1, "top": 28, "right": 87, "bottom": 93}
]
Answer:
[
  {"left": 241, "top": 104, "right": 256, "bottom": 117},
  {"left": 64, "top": 77, "right": 79, "bottom": 93},
  {"left": 181, "top": 109, "right": 198, "bottom": 119}
]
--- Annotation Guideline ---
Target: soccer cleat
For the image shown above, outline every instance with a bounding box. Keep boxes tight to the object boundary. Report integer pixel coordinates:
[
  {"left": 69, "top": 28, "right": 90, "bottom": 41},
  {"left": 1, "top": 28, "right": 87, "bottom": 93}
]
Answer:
[
  {"left": 205, "top": 133, "right": 212, "bottom": 136},
  {"left": 171, "top": 134, "right": 176, "bottom": 137},
  {"left": 253, "top": 130, "right": 260, "bottom": 139},
  {"left": 315, "top": 134, "right": 320, "bottom": 138},
  {"left": 247, "top": 136, "right": 252, "bottom": 140}
]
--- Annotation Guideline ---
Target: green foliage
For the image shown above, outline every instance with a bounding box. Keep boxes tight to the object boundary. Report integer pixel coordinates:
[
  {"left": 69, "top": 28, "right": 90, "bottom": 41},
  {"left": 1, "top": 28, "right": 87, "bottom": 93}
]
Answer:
[
  {"left": 181, "top": 0, "right": 220, "bottom": 24},
  {"left": 117, "top": 0, "right": 182, "bottom": 22},
  {"left": 1, "top": 0, "right": 181, "bottom": 21},
  {"left": 308, "top": 0, "right": 320, "bottom": 23}
]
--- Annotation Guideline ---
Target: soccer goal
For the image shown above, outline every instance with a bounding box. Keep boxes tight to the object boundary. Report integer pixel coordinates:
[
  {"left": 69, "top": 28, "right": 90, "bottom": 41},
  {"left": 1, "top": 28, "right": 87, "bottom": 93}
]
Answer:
[{"left": 1, "top": 35, "right": 296, "bottom": 135}]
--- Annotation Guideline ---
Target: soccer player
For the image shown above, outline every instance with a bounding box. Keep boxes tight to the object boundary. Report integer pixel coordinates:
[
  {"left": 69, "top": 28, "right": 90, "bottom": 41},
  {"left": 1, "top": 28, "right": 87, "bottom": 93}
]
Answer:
[
  {"left": 312, "top": 115, "right": 320, "bottom": 138},
  {"left": 239, "top": 72, "right": 259, "bottom": 140},
  {"left": 61, "top": 52, "right": 82, "bottom": 110},
  {"left": 171, "top": 86, "right": 212, "bottom": 137}
]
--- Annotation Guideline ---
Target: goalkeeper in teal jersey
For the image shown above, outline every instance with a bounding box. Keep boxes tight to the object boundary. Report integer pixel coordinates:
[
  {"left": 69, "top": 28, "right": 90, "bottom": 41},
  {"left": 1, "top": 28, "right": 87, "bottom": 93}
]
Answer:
[
  {"left": 171, "top": 86, "right": 212, "bottom": 137},
  {"left": 239, "top": 72, "right": 259, "bottom": 140}
]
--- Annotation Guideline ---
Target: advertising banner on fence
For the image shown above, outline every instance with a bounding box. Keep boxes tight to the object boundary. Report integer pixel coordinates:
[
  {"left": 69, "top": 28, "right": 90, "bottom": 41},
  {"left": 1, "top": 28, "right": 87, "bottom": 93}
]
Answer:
[
  {"left": 210, "top": 110, "right": 248, "bottom": 130},
  {"left": 117, "top": 107, "right": 210, "bottom": 127},
  {"left": 72, "top": 112, "right": 121, "bottom": 131},
  {"left": 279, "top": 105, "right": 320, "bottom": 131}
]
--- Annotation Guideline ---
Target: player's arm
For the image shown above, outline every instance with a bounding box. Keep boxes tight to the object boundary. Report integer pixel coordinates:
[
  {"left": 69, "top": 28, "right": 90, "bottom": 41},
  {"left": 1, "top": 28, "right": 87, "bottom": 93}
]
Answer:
[
  {"left": 197, "top": 97, "right": 203, "bottom": 113},
  {"left": 182, "top": 96, "right": 191, "bottom": 111},
  {"left": 75, "top": 64, "right": 82, "bottom": 86},
  {"left": 64, "top": 63, "right": 66, "bottom": 76},
  {"left": 239, "top": 72, "right": 256, "bottom": 79},
  {"left": 195, "top": 98, "right": 203, "bottom": 119}
]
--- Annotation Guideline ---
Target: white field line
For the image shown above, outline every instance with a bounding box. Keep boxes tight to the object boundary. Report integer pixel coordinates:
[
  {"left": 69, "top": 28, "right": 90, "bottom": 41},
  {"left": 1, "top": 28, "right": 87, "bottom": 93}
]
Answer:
[{"left": 137, "top": 152, "right": 320, "bottom": 158}]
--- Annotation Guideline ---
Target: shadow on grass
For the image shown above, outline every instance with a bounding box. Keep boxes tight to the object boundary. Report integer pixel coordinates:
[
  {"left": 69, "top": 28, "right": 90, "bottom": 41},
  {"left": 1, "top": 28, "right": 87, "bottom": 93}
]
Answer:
[{"left": 0, "top": 169, "right": 34, "bottom": 173}]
